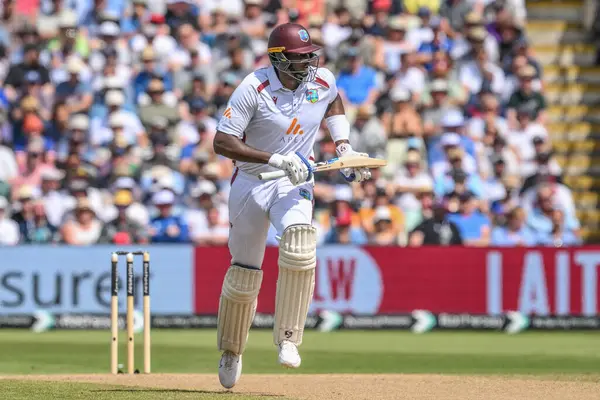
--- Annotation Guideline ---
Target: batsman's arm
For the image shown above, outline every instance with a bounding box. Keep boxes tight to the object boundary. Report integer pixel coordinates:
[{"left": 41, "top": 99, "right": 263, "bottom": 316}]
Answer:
[
  {"left": 324, "top": 94, "right": 350, "bottom": 148},
  {"left": 213, "top": 131, "right": 272, "bottom": 164}
]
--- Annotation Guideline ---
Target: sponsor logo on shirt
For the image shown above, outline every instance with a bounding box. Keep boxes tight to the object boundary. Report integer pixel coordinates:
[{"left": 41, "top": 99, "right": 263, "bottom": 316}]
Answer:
[
  {"left": 223, "top": 107, "right": 232, "bottom": 119},
  {"left": 286, "top": 117, "right": 304, "bottom": 135}
]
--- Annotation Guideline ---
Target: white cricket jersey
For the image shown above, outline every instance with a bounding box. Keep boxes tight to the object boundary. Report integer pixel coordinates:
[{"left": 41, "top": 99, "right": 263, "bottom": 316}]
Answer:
[{"left": 216, "top": 66, "right": 338, "bottom": 176}]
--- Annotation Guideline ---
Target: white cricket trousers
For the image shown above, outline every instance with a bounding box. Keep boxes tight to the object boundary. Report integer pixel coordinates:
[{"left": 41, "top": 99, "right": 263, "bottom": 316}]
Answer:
[{"left": 228, "top": 169, "right": 314, "bottom": 269}]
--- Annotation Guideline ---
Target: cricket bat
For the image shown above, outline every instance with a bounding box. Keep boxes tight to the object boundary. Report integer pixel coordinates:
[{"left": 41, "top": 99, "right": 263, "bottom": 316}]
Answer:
[{"left": 258, "top": 155, "right": 387, "bottom": 181}]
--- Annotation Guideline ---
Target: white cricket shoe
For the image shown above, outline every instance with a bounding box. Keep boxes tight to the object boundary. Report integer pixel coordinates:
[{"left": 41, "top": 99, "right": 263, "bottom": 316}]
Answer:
[
  {"left": 219, "top": 351, "right": 242, "bottom": 389},
  {"left": 278, "top": 340, "right": 301, "bottom": 368}
]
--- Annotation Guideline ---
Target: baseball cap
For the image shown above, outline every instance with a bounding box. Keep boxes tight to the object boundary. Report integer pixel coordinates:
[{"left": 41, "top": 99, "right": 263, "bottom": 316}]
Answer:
[
  {"left": 41, "top": 167, "right": 65, "bottom": 181},
  {"left": 191, "top": 180, "right": 217, "bottom": 198},
  {"left": 441, "top": 133, "right": 461, "bottom": 147},
  {"left": 417, "top": 6, "right": 431, "bottom": 17},
  {"left": 373, "top": 206, "right": 392, "bottom": 223},
  {"left": 441, "top": 110, "right": 465, "bottom": 128},
  {"left": 69, "top": 114, "right": 90, "bottom": 130},
  {"left": 189, "top": 97, "right": 207, "bottom": 111},
  {"left": 152, "top": 189, "right": 175, "bottom": 205},
  {"left": 114, "top": 190, "right": 134, "bottom": 207},
  {"left": 390, "top": 86, "right": 411, "bottom": 102},
  {"left": 334, "top": 185, "right": 353, "bottom": 203},
  {"left": 430, "top": 79, "right": 448, "bottom": 93},
  {"left": 105, "top": 90, "right": 125, "bottom": 106},
  {"left": 99, "top": 21, "right": 120, "bottom": 37}
]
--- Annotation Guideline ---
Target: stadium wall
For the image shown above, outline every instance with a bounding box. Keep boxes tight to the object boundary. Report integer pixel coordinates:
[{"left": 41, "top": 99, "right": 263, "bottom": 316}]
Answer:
[{"left": 0, "top": 246, "right": 599, "bottom": 332}]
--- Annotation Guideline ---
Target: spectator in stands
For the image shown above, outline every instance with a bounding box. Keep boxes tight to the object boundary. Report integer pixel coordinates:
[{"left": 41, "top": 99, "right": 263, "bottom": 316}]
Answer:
[
  {"left": 506, "top": 65, "right": 546, "bottom": 127},
  {"left": 448, "top": 191, "right": 491, "bottom": 246},
  {"left": 491, "top": 206, "right": 536, "bottom": 246},
  {"left": 324, "top": 207, "right": 368, "bottom": 245},
  {"left": 4, "top": 44, "right": 50, "bottom": 102},
  {"left": 349, "top": 105, "right": 387, "bottom": 159},
  {"left": 536, "top": 209, "right": 582, "bottom": 247},
  {"left": 370, "top": 206, "right": 400, "bottom": 245},
  {"left": 417, "top": 17, "right": 452, "bottom": 72},
  {"left": 394, "top": 151, "right": 432, "bottom": 208},
  {"left": 409, "top": 200, "right": 463, "bottom": 246},
  {"left": 60, "top": 197, "right": 103, "bottom": 245},
  {"left": 189, "top": 205, "right": 229, "bottom": 245},
  {"left": 55, "top": 57, "right": 93, "bottom": 114},
  {"left": 526, "top": 184, "right": 580, "bottom": 237},
  {"left": 0, "top": 195, "right": 19, "bottom": 245},
  {"left": 359, "top": 187, "right": 404, "bottom": 241},
  {"left": 150, "top": 189, "right": 189, "bottom": 243},
  {"left": 336, "top": 48, "right": 379, "bottom": 108},
  {"left": 100, "top": 190, "right": 148, "bottom": 244}
]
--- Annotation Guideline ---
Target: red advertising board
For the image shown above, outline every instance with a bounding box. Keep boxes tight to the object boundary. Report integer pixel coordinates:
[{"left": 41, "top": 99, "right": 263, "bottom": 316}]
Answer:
[{"left": 194, "top": 246, "right": 600, "bottom": 316}]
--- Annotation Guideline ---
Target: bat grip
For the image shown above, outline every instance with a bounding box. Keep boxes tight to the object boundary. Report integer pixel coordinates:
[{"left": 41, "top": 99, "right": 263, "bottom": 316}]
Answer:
[{"left": 258, "top": 170, "right": 286, "bottom": 181}]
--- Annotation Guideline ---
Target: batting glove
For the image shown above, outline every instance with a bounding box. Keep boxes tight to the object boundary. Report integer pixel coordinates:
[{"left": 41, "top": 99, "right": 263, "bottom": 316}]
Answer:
[{"left": 336, "top": 143, "right": 372, "bottom": 182}]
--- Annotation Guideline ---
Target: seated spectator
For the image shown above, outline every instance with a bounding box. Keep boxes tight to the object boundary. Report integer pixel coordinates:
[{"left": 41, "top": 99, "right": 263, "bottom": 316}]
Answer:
[
  {"left": 421, "top": 81, "right": 461, "bottom": 138},
  {"left": 61, "top": 197, "right": 103, "bottom": 245},
  {"left": 4, "top": 43, "right": 51, "bottom": 103},
  {"left": 90, "top": 90, "right": 146, "bottom": 147},
  {"left": 435, "top": 163, "right": 484, "bottom": 199},
  {"left": 189, "top": 205, "right": 229, "bottom": 245},
  {"left": 431, "top": 136, "right": 477, "bottom": 178},
  {"left": 40, "top": 167, "right": 67, "bottom": 227},
  {"left": 336, "top": 48, "right": 379, "bottom": 107},
  {"left": 381, "top": 86, "right": 423, "bottom": 170},
  {"left": 452, "top": 13, "right": 499, "bottom": 64},
  {"left": 459, "top": 47, "right": 505, "bottom": 97},
  {"left": 138, "top": 79, "right": 179, "bottom": 131},
  {"left": 358, "top": 187, "right": 404, "bottom": 240},
  {"left": 150, "top": 189, "right": 189, "bottom": 243},
  {"left": 502, "top": 54, "right": 542, "bottom": 103},
  {"left": 0, "top": 196, "right": 19, "bottom": 245},
  {"left": 447, "top": 191, "right": 491, "bottom": 246},
  {"left": 482, "top": 156, "right": 509, "bottom": 204},
  {"left": 536, "top": 209, "right": 582, "bottom": 247},
  {"left": 409, "top": 200, "right": 463, "bottom": 246},
  {"left": 491, "top": 207, "right": 536, "bottom": 246},
  {"left": 417, "top": 17, "right": 453, "bottom": 72},
  {"left": 349, "top": 105, "right": 387, "bottom": 159},
  {"left": 404, "top": 183, "right": 435, "bottom": 233},
  {"left": 526, "top": 184, "right": 580, "bottom": 236},
  {"left": 99, "top": 190, "right": 148, "bottom": 245},
  {"left": 392, "top": 50, "right": 426, "bottom": 103},
  {"left": 55, "top": 57, "right": 93, "bottom": 114},
  {"left": 466, "top": 91, "right": 507, "bottom": 141},
  {"left": 133, "top": 46, "right": 174, "bottom": 101},
  {"left": 370, "top": 206, "right": 399, "bottom": 245},
  {"left": 22, "top": 200, "right": 57, "bottom": 243},
  {"left": 428, "top": 110, "right": 476, "bottom": 166},
  {"left": 377, "top": 17, "right": 413, "bottom": 74},
  {"left": 323, "top": 207, "right": 368, "bottom": 245},
  {"left": 506, "top": 103, "right": 548, "bottom": 176},
  {"left": 394, "top": 151, "right": 433, "bottom": 209},
  {"left": 506, "top": 65, "right": 546, "bottom": 127},
  {"left": 10, "top": 138, "right": 52, "bottom": 196}
]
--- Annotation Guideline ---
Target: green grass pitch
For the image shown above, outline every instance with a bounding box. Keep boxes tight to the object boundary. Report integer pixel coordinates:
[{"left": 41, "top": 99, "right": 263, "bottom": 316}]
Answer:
[{"left": 0, "top": 329, "right": 599, "bottom": 399}]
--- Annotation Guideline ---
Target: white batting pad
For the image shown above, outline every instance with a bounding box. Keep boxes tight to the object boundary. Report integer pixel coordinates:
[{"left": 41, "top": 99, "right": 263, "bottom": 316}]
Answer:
[
  {"left": 217, "top": 265, "right": 263, "bottom": 355},
  {"left": 274, "top": 224, "right": 317, "bottom": 345}
]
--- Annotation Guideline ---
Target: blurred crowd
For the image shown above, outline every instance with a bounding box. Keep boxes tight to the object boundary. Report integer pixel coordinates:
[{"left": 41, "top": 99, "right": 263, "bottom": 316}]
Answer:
[{"left": 0, "top": 0, "right": 582, "bottom": 247}]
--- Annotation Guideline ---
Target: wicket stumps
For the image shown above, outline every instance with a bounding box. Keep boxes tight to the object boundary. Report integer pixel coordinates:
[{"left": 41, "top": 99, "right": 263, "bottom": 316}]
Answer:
[{"left": 110, "top": 251, "right": 151, "bottom": 375}]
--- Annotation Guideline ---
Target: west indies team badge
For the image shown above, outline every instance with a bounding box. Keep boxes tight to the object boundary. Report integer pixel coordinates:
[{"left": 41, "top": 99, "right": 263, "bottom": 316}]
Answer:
[{"left": 305, "top": 89, "right": 318, "bottom": 103}]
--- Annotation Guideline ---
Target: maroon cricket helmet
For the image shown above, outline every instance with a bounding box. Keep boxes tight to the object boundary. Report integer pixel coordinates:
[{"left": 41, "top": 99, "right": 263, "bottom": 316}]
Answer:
[{"left": 268, "top": 23, "right": 320, "bottom": 82}]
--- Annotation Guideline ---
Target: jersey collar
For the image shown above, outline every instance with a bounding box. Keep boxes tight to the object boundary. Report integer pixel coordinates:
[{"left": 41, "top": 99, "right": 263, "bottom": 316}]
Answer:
[
  {"left": 267, "top": 66, "right": 284, "bottom": 92},
  {"left": 267, "top": 65, "right": 307, "bottom": 93}
]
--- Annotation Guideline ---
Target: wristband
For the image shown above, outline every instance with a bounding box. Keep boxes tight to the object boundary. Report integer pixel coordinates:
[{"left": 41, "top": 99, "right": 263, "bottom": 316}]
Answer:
[{"left": 325, "top": 114, "right": 350, "bottom": 143}]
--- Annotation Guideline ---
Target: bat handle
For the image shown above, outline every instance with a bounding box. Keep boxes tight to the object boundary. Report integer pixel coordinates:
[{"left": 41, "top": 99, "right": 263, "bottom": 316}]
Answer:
[{"left": 258, "top": 170, "right": 286, "bottom": 181}]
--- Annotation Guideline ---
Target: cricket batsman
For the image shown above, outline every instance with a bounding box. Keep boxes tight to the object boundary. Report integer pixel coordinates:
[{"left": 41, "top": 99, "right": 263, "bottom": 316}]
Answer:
[{"left": 213, "top": 22, "right": 372, "bottom": 389}]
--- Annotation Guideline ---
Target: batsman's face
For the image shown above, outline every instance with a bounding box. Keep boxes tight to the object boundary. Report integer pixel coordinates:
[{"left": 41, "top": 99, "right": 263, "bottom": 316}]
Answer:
[{"left": 285, "top": 52, "right": 317, "bottom": 79}]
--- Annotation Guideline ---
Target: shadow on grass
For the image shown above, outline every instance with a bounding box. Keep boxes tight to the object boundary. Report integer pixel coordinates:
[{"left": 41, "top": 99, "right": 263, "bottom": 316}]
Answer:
[{"left": 91, "top": 388, "right": 283, "bottom": 397}]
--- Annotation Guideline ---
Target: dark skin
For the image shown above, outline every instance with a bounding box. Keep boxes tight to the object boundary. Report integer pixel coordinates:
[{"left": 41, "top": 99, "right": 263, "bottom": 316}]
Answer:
[{"left": 213, "top": 55, "right": 349, "bottom": 164}]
